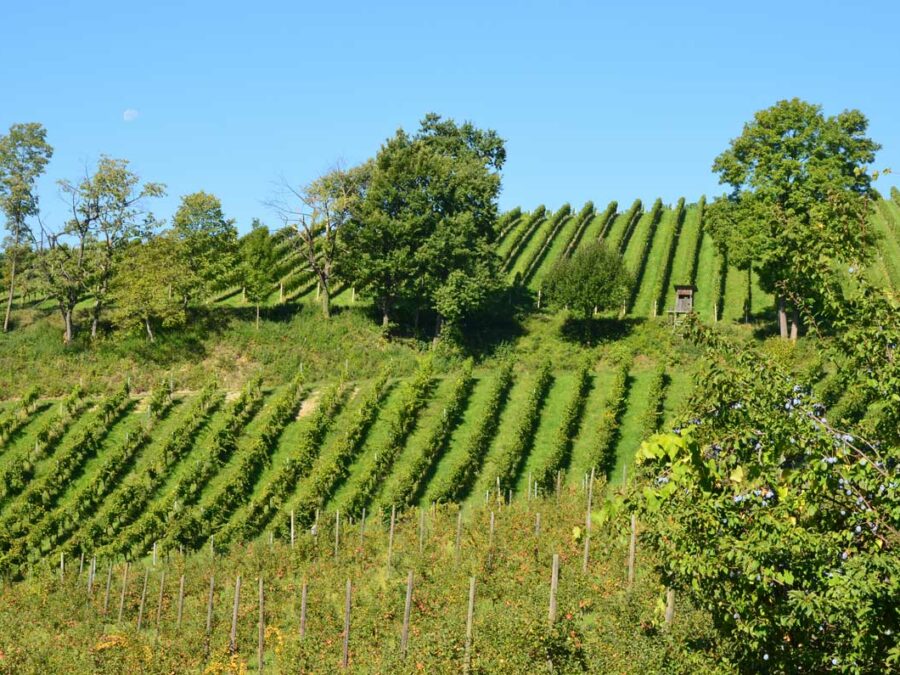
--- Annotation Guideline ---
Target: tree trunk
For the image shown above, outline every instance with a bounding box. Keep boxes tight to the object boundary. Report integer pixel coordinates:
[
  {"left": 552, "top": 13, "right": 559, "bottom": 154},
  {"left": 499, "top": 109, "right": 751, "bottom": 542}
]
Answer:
[
  {"left": 145, "top": 317, "right": 155, "bottom": 342},
  {"left": 381, "top": 304, "right": 390, "bottom": 328},
  {"left": 745, "top": 267, "right": 751, "bottom": 324},
  {"left": 790, "top": 306, "right": 800, "bottom": 342},
  {"left": 255, "top": 303, "right": 260, "bottom": 330},
  {"left": 321, "top": 284, "right": 331, "bottom": 319},
  {"left": 91, "top": 301, "right": 101, "bottom": 339},
  {"left": 777, "top": 296, "right": 789, "bottom": 339},
  {"left": 3, "top": 250, "right": 17, "bottom": 333},
  {"left": 63, "top": 308, "right": 74, "bottom": 345}
]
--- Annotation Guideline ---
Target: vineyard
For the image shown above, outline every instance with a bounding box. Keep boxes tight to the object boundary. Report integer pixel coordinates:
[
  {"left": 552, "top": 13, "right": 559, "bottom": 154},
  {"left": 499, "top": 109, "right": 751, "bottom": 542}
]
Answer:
[{"left": 217, "top": 196, "right": 900, "bottom": 325}]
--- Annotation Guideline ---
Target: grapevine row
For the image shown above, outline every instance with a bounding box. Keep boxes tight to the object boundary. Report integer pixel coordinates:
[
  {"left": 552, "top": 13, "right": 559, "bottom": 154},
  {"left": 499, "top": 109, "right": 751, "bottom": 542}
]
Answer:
[
  {"left": 339, "top": 360, "right": 435, "bottom": 518},
  {"left": 162, "top": 377, "right": 306, "bottom": 550},
  {"left": 501, "top": 206, "right": 546, "bottom": 271},
  {"left": 561, "top": 201, "right": 597, "bottom": 258},
  {"left": 638, "top": 365, "right": 668, "bottom": 436},
  {"left": 282, "top": 371, "right": 391, "bottom": 531},
  {"left": 587, "top": 358, "right": 631, "bottom": 477},
  {"left": 688, "top": 196, "right": 707, "bottom": 286},
  {"left": 2, "top": 386, "right": 177, "bottom": 572},
  {"left": 428, "top": 361, "right": 512, "bottom": 504},
  {"left": 102, "top": 378, "right": 264, "bottom": 557},
  {"left": 381, "top": 363, "right": 474, "bottom": 510},
  {"left": 493, "top": 361, "right": 553, "bottom": 493},
  {"left": 652, "top": 197, "right": 686, "bottom": 316},
  {"left": 597, "top": 201, "right": 620, "bottom": 240},
  {"left": 225, "top": 381, "right": 349, "bottom": 543},
  {"left": 0, "top": 384, "right": 132, "bottom": 555},
  {"left": 496, "top": 207, "right": 523, "bottom": 241},
  {"left": 0, "top": 385, "right": 86, "bottom": 501},
  {"left": 625, "top": 198, "right": 663, "bottom": 313},
  {"left": 0, "top": 387, "right": 40, "bottom": 447},
  {"left": 613, "top": 199, "right": 644, "bottom": 253},
  {"left": 521, "top": 204, "right": 572, "bottom": 284},
  {"left": 534, "top": 363, "right": 592, "bottom": 489},
  {"left": 66, "top": 384, "right": 221, "bottom": 555}
]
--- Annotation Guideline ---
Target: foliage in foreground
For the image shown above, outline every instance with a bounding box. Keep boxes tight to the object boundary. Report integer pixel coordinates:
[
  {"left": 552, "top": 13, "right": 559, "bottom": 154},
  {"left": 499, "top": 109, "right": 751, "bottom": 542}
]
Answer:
[{"left": 0, "top": 491, "right": 720, "bottom": 674}]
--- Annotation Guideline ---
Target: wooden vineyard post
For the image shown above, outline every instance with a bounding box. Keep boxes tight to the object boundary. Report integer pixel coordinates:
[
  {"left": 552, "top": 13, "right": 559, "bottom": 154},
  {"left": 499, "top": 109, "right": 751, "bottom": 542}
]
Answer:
[
  {"left": 299, "top": 580, "right": 308, "bottom": 640},
  {"left": 418, "top": 508, "right": 425, "bottom": 555},
  {"left": 463, "top": 577, "right": 476, "bottom": 674},
  {"left": 548, "top": 553, "right": 560, "bottom": 624},
  {"left": 400, "top": 570, "right": 413, "bottom": 658},
  {"left": 387, "top": 505, "right": 396, "bottom": 571},
  {"left": 665, "top": 588, "right": 676, "bottom": 626},
  {"left": 359, "top": 507, "right": 366, "bottom": 546},
  {"left": 206, "top": 576, "right": 215, "bottom": 637},
  {"left": 290, "top": 510, "right": 295, "bottom": 549},
  {"left": 177, "top": 574, "right": 185, "bottom": 628},
  {"left": 555, "top": 470, "right": 562, "bottom": 505},
  {"left": 455, "top": 509, "right": 463, "bottom": 561},
  {"left": 341, "top": 579, "right": 352, "bottom": 669},
  {"left": 583, "top": 467, "right": 595, "bottom": 573},
  {"left": 152, "top": 541, "right": 157, "bottom": 567},
  {"left": 527, "top": 472, "right": 532, "bottom": 501},
  {"left": 117, "top": 563, "right": 130, "bottom": 623},
  {"left": 59, "top": 552, "right": 64, "bottom": 583},
  {"left": 103, "top": 564, "right": 113, "bottom": 615},
  {"left": 258, "top": 577, "right": 265, "bottom": 674},
  {"left": 155, "top": 571, "right": 166, "bottom": 638},
  {"left": 136, "top": 568, "right": 149, "bottom": 631},
  {"left": 86, "top": 557, "right": 95, "bottom": 596},
  {"left": 230, "top": 574, "right": 242, "bottom": 654},
  {"left": 334, "top": 510, "right": 340, "bottom": 559},
  {"left": 627, "top": 514, "right": 637, "bottom": 590},
  {"left": 487, "top": 511, "right": 495, "bottom": 566},
  {"left": 79, "top": 551, "right": 84, "bottom": 576}
]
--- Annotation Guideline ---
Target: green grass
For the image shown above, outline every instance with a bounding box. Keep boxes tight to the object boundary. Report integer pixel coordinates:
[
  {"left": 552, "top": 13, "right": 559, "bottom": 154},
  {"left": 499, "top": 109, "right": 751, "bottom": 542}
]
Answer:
[
  {"left": 326, "top": 383, "right": 413, "bottom": 512},
  {"left": 508, "top": 214, "right": 559, "bottom": 280},
  {"left": 631, "top": 207, "right": 676, "bottom": 317},
  {"left": 721, "top": 263, "right": 748, "bottom": 324},
  {"left": 665, "top": 204, "right": 702, "bottom": 309},
  {"left": 694, "top": 230, "right": 721, "bottom": 322},
  {"left": 0, "top": 403, "right": 57, "bottom": 458},
  {"left": 513, "top": 372, "right": 576, "bottom": 495},
  {"left": 283, "top": 380, "right": 381, "bottom": 517},
  {"left": 566, "top": 368, "right": 617, "bottom": 484},
  {"left": 527, "top": 212, "right": 582, "bottom": 291},
  {"left": 375, "top": 375, "right": 457, "bottom": 506},
  {"left": 421, "top": 373, "right": 503, "bottom": 505},
  {"left": 609, "top": 365, "right": 656, "bottom": 484},
  {"left": 603, "top": 211, "right": 632, "bottom": 251}
]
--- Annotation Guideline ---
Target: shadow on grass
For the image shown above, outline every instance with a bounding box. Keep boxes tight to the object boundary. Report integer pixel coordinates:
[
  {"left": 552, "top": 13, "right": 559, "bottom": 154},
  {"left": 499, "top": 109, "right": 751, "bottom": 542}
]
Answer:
[{"left": 559, "top": 316, "right": 642, "bottom": 346}]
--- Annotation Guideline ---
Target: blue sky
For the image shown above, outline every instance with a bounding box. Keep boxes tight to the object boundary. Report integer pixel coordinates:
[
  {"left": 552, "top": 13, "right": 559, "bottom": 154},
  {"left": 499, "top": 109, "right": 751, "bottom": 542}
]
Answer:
[{"left": 2, "top": 0, "right": 898, "bottom": 231}]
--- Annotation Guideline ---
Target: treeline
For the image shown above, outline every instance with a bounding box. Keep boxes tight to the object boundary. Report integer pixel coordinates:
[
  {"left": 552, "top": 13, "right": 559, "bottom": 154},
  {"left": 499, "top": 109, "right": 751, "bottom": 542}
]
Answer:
[{"left": 0, "top": 114, "right": 515, "bottom": 344}]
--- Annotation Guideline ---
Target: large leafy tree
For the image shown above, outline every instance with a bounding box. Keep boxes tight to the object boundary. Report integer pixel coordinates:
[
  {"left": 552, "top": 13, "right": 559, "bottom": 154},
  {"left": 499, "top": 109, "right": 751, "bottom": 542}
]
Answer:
[
  {"left": 58, "top": 156, "right": 165, "bottom": 337},
  {"left": 341, "top": 114, "right": 505, "bottom": 335},
  {"left": 110, "top": 234, "right": 189, "bottom": 341},
  {"left": 171, "top": 191, "right": 238, "bottom": 303},
  {"left": 0, "top": 123, "right": 53, "bottom": 333},
  {"left": 708, "top": 99, "right": 880, "bottom": 339},
  {"left": 618, "top": 264, "right": 899, "bottom": 671},
  {"left": 239, "top": 222, "right": 277, "bottom": 329},
  {"left": 543, "top": 241, "right": 632, "bottom": 318}
]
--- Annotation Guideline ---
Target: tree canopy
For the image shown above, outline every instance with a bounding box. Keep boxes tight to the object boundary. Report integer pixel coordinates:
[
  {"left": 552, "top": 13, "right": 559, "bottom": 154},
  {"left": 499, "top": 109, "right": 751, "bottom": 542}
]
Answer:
[
  {"left": 707, "top": 98, "right": 880, "bottom": 339},
  {"left": 340, "top": 114, "right": 505, "bottom": 335},
  {"left": 172, "top": 191, "right": 238, "bottom": 303},
  {"left": 543, "top": 241, "right": 632, "bottom": 318}
]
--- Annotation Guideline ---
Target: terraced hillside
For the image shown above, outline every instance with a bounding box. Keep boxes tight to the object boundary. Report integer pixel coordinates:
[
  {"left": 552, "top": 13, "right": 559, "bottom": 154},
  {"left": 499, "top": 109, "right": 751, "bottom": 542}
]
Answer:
[
  {"left": 0, "top": 351, "right": 692, "bottom": 571},
  {"left": 198, "top": 196, "right": 900, "bottom": 324}
]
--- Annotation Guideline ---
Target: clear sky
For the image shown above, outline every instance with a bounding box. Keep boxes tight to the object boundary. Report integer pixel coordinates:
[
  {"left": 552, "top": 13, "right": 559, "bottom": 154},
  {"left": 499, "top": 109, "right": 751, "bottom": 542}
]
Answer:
[{"left": 3, "top": 0, "right": 898, "bottom": 231}]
